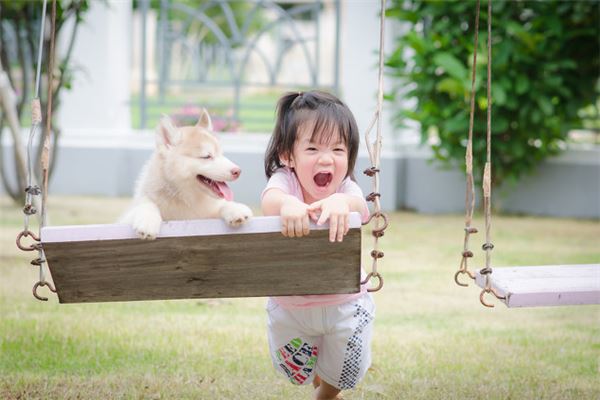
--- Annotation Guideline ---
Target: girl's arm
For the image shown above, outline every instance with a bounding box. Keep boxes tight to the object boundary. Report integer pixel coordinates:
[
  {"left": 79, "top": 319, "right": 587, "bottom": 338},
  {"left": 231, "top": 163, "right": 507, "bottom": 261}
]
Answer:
[{"left": 262, "top": 188, "right": 311, "bottom": 237}]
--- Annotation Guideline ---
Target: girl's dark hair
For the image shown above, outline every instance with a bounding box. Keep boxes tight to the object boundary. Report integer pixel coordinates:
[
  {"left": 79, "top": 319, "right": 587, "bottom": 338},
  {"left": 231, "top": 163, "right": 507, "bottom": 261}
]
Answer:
[{"left": 264, "top": 90, "right": 360, "bottom": 179}]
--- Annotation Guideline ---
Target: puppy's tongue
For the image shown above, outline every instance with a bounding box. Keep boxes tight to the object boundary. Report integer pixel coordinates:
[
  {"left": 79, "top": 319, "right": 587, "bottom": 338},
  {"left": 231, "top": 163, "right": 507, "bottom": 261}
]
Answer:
[
  {"left": 215, "top": 181, "right": 233, "bottom": 201},
  {"left": 314, "top": 172, "right": 332, "bottom": 187}
]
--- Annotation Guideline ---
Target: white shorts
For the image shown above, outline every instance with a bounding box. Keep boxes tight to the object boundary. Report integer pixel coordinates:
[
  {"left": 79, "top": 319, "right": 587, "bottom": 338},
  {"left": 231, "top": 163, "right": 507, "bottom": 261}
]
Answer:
[{"left": 266, "top": 293, "right": 375, "bottom": 390}]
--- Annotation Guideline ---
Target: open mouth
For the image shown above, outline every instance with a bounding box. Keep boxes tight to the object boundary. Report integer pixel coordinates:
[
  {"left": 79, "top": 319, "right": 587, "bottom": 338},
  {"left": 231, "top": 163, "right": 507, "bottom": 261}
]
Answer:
[
  {"left": 313, "top": 172, "right": 333, "bottom": 188},
  {"left": 197, "top": 175, "right": 233, "bottom": 201}
]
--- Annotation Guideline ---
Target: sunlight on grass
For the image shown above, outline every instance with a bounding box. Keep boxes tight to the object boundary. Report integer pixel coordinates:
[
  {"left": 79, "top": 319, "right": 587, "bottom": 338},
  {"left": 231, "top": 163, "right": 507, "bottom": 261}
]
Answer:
[{"left": 1, "top": 196, "right": 599, "bottom": 399}]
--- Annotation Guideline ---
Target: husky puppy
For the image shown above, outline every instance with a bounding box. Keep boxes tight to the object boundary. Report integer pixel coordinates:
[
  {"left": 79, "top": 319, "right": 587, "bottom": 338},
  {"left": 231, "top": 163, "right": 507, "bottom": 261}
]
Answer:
[{"left": 121, "top": 109, "right": 253, "bottom": 239}]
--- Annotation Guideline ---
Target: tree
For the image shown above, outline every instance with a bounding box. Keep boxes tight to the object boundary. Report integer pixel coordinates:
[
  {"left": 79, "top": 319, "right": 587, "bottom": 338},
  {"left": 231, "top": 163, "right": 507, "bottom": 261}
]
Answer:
[
  {"left": 385, "top": 0, "right": 599, "bottom": 187},
  {"left": 0, "top": 0, "right": 92, "bottom": 203}
]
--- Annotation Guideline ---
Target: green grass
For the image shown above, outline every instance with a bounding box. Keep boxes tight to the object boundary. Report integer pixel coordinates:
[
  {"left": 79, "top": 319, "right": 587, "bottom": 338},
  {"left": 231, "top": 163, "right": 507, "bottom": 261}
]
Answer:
[{"left": 1, "top": 196, "right": 599, "bottom": 399}]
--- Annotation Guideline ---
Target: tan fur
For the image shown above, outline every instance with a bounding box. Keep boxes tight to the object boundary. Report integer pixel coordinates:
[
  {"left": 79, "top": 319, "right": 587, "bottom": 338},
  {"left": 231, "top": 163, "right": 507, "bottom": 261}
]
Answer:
[{"left": 121, "top": 109, "right": 253, "bottom": 239}]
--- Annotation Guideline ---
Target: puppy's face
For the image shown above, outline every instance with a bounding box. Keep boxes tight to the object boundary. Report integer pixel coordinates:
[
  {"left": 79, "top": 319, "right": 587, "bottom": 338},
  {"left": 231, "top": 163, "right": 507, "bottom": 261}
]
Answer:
[{"left": 156, "top": 110, "right": 240, "bottom": 201}]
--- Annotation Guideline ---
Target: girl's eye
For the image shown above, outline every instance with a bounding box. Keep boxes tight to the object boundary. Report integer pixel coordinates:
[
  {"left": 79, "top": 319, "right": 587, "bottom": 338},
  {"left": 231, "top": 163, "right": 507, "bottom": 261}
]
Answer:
[
  {"left": 334, "top": 147, "right": 346, "bottom": 152},
  {"left": 306, "top": 147, "right": 318, "bottom": 151},
  {"left": 200, "top": 154, "right": 213, "bottom": 160}
]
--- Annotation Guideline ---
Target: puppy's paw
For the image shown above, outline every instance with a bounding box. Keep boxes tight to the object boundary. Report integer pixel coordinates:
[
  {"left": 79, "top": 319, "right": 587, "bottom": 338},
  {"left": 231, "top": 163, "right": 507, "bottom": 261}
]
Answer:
[
  {"left": 221, "top": 202, "right": 253, "bottom": 227},
  {"left": 130, "top": 204, "right": 163, "bottom": 240}
]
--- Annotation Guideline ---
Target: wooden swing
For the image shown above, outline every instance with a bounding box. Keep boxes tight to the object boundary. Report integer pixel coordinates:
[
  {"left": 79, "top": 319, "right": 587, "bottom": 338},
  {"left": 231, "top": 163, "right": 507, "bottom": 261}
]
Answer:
[
  {"left": 454, "top": 0, "right": 600, "bottom": 308},
  {"left": 16, "top": 0, "right": 389, "bottom": 303}
]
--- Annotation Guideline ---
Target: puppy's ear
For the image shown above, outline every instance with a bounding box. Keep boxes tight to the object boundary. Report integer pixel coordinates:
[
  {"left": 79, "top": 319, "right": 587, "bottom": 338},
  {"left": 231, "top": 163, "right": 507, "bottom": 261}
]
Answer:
[
  {"left": 156, "top": 115, "right": 180, "bottom": 150},
  {"left": 196, "top": 108, "right": 213, "bottom": 131}
]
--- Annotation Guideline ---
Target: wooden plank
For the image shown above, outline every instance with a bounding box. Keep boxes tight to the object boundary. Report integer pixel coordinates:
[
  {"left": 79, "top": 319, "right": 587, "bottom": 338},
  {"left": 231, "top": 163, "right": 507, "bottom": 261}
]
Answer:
[
  {"left": 475, "top": 264, "right": 600, "bottom": 307},
  {"left": 41, "top": 214, "right": 362, "bottom": 304}
]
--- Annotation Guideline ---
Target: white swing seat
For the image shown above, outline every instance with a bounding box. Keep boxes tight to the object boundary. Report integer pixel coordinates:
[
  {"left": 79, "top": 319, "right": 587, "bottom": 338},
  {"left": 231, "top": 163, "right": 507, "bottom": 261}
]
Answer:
[
  {"left": 475, "top": 264, "right": 600, "bottom": 307},
  {"left": 40, "top": 213, "right": 362, "bottom": 304}
]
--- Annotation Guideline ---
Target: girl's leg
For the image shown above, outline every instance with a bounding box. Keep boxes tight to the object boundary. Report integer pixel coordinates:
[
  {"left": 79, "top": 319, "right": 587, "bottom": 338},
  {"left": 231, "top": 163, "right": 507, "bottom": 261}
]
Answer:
[
  {"left": 312, "top": 375, "right": 321, "bottom": 389},
  {"left": 313, "top": 377, "right": 342, "bottom": 400}
]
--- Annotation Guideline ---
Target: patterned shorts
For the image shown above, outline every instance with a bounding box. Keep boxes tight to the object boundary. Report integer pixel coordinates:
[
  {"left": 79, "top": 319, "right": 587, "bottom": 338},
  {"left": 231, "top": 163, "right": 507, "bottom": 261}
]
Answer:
[{"left": 266, "top": 293, "right": 375, "bottom": 390}]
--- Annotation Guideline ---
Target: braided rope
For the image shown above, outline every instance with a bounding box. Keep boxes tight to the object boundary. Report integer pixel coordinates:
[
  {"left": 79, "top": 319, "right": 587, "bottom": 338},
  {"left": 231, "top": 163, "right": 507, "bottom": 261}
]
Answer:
[
  {"left": 16, "top": 0, "right": 58, "bottom": 301},
  {"left": 361, "top": 0, "right": 388, "bottom": 292},
  {"left": 455, "top": 0, "right": 480, "bottom": 287},
  {"left": 478, "top": 0, "right": 505, "bottom": 307}
]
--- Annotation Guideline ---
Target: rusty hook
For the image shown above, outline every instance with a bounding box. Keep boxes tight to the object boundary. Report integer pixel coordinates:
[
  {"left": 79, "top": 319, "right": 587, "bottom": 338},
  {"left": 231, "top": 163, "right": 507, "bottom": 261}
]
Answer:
[
  {"left": 361, "top": 272, "right": 384, "bottom": 292},
  {"left": 362, "top": 212, "right": 389, "bottom": 234},
  {"left": 16, "top": 230, "right": 41, "bottom": 251},
  {"left": 479, "top": 287, "right": 506, "bottom": 308},
  {"left": 33, "top": 281, "right": 57, "bottom": 301},
  {"left": 454, "top": 269, "right": 476, "bottom": 287}
]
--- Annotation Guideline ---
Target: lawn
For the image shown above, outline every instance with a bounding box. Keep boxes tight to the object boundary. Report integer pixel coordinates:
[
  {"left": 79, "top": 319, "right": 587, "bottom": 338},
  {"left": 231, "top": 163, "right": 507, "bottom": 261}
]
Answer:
[{"left": 1, "top": 196, "right": 599, "bottom": 399}]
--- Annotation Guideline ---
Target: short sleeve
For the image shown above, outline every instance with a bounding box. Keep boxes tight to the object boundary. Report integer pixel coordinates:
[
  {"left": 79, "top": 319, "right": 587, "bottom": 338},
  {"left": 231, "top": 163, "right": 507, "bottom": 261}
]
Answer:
[
  {"left": 339, "top": 178, "right": 370, "bottom": 223},
  {"left": 261, "top": 168, "right": 303, "bottom": 201}
]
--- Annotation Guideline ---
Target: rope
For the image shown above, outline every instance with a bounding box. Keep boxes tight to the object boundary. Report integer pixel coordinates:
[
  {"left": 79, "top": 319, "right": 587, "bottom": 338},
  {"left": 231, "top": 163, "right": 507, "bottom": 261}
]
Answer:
[
  {"left": 478, "top": 0, "right": 504, "bottom": 307},
  {"left": 454, "top": 0, "right": 480, "bottom": 287},
  {"left": 361, "top": 0, "right": 389, "bottom": 292},
  {"left": 16, "top": 0, "right": 57, "bottom": 301}
]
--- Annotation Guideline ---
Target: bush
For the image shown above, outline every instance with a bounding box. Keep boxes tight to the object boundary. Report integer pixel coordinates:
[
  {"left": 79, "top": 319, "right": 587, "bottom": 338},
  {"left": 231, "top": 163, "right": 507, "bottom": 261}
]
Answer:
[{"left": 385, "top": 0, "right": 599, "bottom": 186}]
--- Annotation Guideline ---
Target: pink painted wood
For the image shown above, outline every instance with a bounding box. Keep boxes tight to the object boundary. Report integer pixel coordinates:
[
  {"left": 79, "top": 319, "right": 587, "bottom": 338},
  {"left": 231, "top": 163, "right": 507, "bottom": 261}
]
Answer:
[
  {"left": 475, "top": 264, "right": 600, "bottom": 307},
  {"left": 41, "top": 213, "right": 362, "bottom": 243}
]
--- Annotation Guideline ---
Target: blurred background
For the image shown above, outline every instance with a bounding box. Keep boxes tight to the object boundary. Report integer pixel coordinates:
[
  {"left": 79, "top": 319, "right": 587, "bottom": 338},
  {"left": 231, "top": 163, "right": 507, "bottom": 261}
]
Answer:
[
  {"left": 0, "top": 0, "right": 597, "bottom": 218},
  {"left": 1, "top": 2, "right": 599, "bottom": 399}
]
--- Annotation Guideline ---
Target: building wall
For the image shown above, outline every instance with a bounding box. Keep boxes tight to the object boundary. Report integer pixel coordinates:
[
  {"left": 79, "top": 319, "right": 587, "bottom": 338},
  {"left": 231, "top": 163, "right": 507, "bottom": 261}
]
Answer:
[{"left": 2, "top": 134, "right": 598, "bottom": 219}]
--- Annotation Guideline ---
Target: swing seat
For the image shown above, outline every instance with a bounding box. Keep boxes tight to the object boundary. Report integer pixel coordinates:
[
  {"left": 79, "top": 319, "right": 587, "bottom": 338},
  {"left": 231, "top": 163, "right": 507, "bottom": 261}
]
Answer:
[
  {"left": 475, "top": 264, "right": 600, "bottom": 307},
  {"left": 40, "top": 213, "right": 362, "bottom": 304}
]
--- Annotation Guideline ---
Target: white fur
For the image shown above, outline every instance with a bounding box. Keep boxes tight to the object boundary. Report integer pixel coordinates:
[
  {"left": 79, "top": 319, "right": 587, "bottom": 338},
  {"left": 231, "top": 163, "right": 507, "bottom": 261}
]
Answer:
[{"left": 121, "top": 109, "right": 253, "bottom": 239}]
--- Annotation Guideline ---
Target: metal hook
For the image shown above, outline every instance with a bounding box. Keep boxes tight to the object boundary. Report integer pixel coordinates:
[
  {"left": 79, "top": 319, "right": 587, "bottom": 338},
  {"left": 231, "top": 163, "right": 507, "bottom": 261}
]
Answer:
[
  {"left": 454, "top": 269, "right": 476, "bottom": 287},
  {"left": 16, "top": 230, "right": 41, "bottom": 251},
  {"left": 361, "top": 272, "right": 384, "bottom": 292},
  {"left": 479, "top": 287, "right": 506, "bottom": 308},
  {"left": 33, "top": 281, "right": 56, "bottom": 301}
]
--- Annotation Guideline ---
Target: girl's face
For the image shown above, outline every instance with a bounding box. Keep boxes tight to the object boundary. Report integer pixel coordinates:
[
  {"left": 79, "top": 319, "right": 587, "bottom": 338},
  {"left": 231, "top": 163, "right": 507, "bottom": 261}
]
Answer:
[{"left": 285, "top": 124, "right": 349, "bottom": 203}]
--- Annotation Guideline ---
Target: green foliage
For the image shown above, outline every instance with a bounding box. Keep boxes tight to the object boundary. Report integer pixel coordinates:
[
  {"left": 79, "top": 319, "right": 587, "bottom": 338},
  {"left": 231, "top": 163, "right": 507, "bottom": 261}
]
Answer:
[{"left": 385, "top": 0, "right": 600, "bottom": 186}]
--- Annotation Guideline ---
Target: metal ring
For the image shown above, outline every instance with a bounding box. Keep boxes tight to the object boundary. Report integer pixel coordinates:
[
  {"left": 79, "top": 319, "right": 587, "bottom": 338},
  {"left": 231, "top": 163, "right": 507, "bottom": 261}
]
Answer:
[
  {"left": 33, "top": 281, "right": 56, "bottom": 302},
  {"left": 16, "top": 230, "right": 41, "bottom": 251},
  {"left": 361, "top": 272, "right": 384, "bottom": 292}
]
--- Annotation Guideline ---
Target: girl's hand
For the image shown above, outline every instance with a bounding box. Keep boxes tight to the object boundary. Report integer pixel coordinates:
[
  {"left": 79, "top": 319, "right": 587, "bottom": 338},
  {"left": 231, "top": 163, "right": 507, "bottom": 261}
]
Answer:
[
  {"left": 280, "top": 197, "right": 311, "bottom": 238},
  {"left": 307, "top": 194, "right": 350, "bottom": 242}
]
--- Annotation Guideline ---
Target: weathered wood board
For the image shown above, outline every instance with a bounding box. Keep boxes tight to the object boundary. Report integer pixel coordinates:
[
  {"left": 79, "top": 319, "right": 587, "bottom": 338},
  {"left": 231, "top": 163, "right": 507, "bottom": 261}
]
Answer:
[
  {"left": 41, "top": 214, "right": 362, "bottom": 303},
  {"left": 475, "top": 264, "right": 600, "bottom": 307}
]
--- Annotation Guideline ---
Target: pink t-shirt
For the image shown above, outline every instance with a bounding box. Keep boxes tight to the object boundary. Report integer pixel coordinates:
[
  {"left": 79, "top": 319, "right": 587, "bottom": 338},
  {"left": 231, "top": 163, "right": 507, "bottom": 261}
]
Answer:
[{"left": 262, "top": 167, "right": 370, "bottom": 309}]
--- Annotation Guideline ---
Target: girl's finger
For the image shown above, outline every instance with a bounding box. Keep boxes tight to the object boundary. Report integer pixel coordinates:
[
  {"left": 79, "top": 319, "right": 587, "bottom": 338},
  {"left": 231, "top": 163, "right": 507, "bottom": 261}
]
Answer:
[
  {"left": 337, "top": 215, "right": 346, "bottom": 242},
  {"left": 281, "top": 221, "right": 288, "bottom": 237},
  {"left": 307, "top": 200, "right": 322, "bottom": 212},
  {"left": 309, "top": 210, "right": 320, "bottom": 222},
  {"left": 329, "top": 214, "right": 338, "bottom": 242},
  {"left": 343, "top": 214, "right": 349, "bottom": 236},
  {"left": 303, "top": 214, "right": 310, "bottom": 236},
  {"left": 294, "top": 217, "right": 304, "bottom": 237},
  {"left": 317, "top": 209, "right": 330, "bottom": 226},
  {"left": 287, "top": 219, "right": 296, "bottom": 237}
]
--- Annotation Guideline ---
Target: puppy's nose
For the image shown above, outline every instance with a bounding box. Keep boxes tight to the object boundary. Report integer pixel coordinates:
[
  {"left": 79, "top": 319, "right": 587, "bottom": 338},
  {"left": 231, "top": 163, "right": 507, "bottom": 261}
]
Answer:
[{"left": 231, "top": 167, "right": 241, "bottom": 179}]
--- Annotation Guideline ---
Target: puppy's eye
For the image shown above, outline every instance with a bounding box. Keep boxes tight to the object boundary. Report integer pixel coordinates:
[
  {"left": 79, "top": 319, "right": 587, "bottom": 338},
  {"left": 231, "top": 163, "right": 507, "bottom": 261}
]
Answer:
[{"left": 200, "top": 154, "right": 213, "bottom": 160}]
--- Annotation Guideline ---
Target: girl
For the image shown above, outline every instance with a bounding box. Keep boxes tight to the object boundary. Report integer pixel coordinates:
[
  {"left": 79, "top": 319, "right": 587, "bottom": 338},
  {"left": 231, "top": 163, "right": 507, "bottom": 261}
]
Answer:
[{"left": 262, "top": 91, "right": 375, "bottom": 400}]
